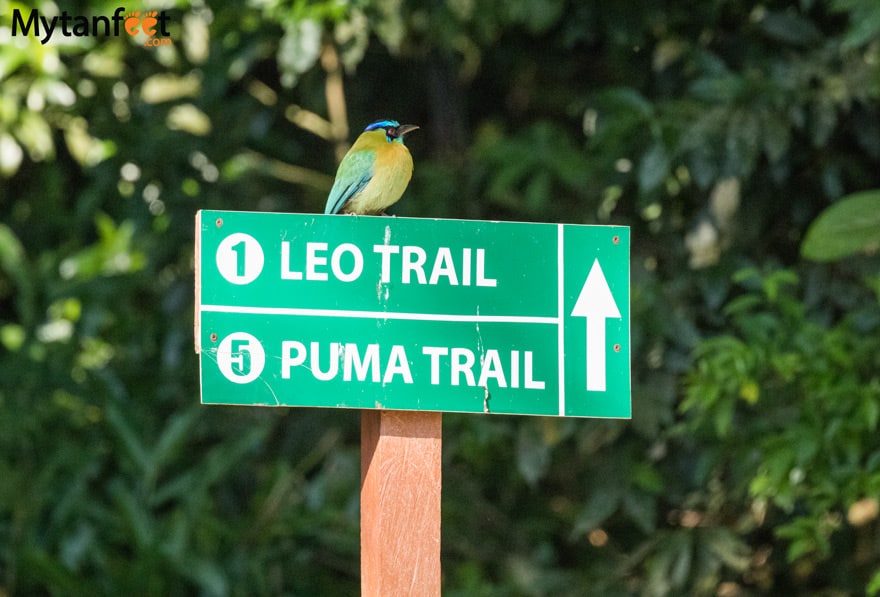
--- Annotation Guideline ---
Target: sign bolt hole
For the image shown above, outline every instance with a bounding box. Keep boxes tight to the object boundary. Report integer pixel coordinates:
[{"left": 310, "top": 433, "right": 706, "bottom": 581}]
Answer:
[
  {"left": 210, "top": 332, "right": 218, "bottom": 342},
  {"left": 215, "top": 218, "right": 223, "bottom": 228},
  {"left": 612, "top": 235, "right": 620, "bottom": 245},
  {"left": 613, "top": 343, "right": 621, "bottom": 352}
]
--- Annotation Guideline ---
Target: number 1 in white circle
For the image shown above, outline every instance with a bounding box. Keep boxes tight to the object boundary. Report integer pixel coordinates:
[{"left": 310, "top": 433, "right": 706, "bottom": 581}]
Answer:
[{"left": 216, "top": 233, "right": 264, "bottom": 285}]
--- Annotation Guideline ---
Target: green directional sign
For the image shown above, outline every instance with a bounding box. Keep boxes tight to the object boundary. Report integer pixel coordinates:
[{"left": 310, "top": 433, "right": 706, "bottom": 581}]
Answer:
[{"left": 195, "top": 210, "right": 630, "bottom": 418}]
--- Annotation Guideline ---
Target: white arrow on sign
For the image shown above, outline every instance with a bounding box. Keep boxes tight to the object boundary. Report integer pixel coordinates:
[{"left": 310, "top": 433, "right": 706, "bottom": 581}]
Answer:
[{"left": 571, "top": 258, "right": 621, "bottom": 392}]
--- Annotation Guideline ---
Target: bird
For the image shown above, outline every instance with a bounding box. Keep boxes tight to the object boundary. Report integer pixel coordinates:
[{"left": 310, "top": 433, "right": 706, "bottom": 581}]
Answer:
[{"left": 324, "top": 119, "right": 419, "bottom": 215}]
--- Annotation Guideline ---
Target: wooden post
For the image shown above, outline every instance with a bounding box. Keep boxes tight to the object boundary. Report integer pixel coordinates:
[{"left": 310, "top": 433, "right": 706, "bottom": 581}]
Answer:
[{"left": 361, "top": 410, "right": 442, "bottom": 596}]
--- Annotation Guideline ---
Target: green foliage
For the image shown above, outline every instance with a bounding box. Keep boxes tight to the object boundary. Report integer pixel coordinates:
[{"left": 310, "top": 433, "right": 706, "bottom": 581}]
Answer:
[
  {"left": 683, "top": 266, "right": 880, "bottom": 582},
  {"left": 802, "top": 190, "right": 880, "bottom": 261},
  {"left": 477, "top": 121, "right": 592, "bottom": 217},
  {"left": 2, "top": 0, "right": 880, "bottom": 595},
  {"left": 869, "top": 568, "right": 880, "bottom": 597}
]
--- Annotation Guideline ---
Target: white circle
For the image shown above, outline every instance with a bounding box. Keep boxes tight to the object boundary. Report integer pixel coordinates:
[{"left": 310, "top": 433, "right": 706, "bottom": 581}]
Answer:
[
  {"left": 216, "top": 332, "right": 265, "bottom": 384},
  {"left": 216, "top": 233, "right": 264, "bottom": 284}
]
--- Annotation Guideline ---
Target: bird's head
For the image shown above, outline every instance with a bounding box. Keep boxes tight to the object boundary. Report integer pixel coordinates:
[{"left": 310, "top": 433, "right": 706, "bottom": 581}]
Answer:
[{"left": 364, "top": 119, "right": 419, "bottom": 144}]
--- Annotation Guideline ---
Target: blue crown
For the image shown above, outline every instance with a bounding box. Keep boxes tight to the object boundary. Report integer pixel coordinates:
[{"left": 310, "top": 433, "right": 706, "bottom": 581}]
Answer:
[{"left": 364, "top": 119, "right": 400, "bottom": 132}]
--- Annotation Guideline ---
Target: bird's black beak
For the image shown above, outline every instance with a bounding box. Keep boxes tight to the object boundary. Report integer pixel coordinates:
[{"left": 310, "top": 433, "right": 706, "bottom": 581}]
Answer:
[{"left": 396, "top": 124, "right": 419, "bottom": 137}]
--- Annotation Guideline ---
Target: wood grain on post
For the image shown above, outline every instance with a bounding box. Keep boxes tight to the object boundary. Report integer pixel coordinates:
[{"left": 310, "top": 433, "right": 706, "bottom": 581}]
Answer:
[{"left": 361, "top": 410, "right": 442, "bottom": 596}]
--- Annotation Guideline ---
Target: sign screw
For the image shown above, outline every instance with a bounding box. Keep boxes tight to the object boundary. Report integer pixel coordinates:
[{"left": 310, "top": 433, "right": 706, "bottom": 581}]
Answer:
[
  {"left": 215, "top": 218, "right": 223, "bottom": 228},
  {"left": 210, "top": 332, "right": 218, "bottom": 342},
  {"left": 612, "top": 235, "right": 620, "bottom": 245},
  {"left": 613, "top": 343, "right": 621, "bottom": 352}
]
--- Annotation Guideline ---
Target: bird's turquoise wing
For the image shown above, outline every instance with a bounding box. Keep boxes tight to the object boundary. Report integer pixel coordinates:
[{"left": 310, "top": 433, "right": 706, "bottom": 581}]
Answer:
[{"left": 324, "top": 150, "right": 376, "bottom": 214}]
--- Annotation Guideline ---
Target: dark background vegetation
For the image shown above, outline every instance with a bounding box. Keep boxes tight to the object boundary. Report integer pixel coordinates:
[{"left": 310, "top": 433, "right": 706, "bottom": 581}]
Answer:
[{"left": 2, "top": 0, "right": 880, "bottom": 594}]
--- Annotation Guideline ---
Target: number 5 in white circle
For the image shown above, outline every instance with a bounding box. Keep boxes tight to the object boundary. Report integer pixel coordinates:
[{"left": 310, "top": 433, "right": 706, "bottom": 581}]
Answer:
[
  {"left": 216, "top": 233, "right": 264, "bottom": 284},
  {"left": 216, "top": 332, "right": 266, "bottom": 383}
]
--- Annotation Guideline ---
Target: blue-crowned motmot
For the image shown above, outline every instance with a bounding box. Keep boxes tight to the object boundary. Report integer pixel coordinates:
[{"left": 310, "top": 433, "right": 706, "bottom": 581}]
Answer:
[{"left": 324, "top": 119, "right": 419, "bottom": 215}]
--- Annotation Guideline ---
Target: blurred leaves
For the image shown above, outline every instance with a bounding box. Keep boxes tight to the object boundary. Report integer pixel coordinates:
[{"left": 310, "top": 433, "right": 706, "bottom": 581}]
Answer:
[
  {"left": 684, "top": 265, "right": 880, "bottom": 570},
  {"left": 478, "top": 121, "right": 592, "bottom": 217},
  {"left": 758, "top": 10, "right": 824, "bottom": 46},
  {"left": 59, "top": 213, "right": 146, "bottom": 280},
  {"left": 831, "top": 0, "right": 880, "bottom": 49},
  {"left": 278, "top": 19, "right": 322, "bottom": 88},
  {"left": 802, "top": 190, "right": 880, "bottom": 261}
]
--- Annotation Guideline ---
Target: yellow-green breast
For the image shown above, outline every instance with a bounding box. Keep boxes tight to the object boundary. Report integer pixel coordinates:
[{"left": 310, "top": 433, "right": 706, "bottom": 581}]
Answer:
[{"left": 341, "top": 130, "right": 413, "bottom": 214}]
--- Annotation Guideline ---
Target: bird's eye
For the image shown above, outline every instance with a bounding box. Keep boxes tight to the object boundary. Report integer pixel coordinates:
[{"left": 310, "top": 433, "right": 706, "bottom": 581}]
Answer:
[{"left": 386, "top": 127, "right": 398, "bottom": 138}]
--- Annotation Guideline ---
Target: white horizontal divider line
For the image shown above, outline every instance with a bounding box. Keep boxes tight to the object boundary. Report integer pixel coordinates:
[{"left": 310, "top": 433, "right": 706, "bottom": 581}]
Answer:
[{"left": 200, "top": 304, "right": 559, "bottom": 325}]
